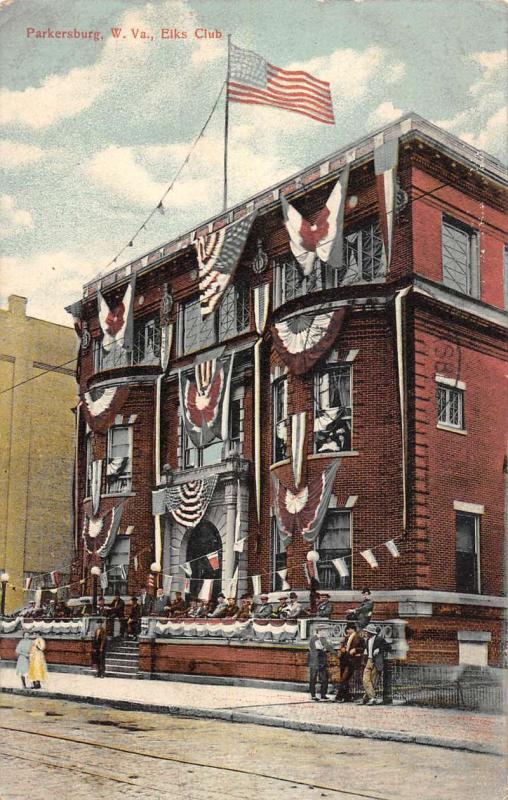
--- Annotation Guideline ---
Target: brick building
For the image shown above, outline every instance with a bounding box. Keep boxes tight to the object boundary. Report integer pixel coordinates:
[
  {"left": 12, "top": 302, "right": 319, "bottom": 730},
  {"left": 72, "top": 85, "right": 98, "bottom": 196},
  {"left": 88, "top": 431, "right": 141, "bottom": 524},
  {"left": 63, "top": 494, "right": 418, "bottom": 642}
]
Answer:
[{"left": 68, "top": 114, "right": 507, "bottom": 667}]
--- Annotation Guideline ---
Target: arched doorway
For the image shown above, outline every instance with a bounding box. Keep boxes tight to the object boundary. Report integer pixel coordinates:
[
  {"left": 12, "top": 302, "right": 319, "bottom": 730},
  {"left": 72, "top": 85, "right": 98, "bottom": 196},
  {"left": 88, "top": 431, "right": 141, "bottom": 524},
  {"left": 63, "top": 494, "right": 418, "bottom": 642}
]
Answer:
[{"left": 186, "top": 521, "right": 222, "bottom": 602}]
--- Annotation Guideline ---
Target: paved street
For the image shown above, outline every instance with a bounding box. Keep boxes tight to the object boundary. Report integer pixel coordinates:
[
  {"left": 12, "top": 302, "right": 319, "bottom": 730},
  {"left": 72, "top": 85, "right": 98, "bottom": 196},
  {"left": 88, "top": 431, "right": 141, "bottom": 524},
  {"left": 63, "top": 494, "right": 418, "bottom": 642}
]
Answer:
[{"left": 0, "top": 694, "right": 505, "bottom": 800}]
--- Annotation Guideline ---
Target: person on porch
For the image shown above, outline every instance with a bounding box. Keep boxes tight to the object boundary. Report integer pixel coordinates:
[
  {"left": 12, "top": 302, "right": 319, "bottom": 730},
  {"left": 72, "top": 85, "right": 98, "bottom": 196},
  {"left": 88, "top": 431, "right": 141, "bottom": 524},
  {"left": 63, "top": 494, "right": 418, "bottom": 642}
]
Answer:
[
  {"left": 126, "top": 596, "right": 141, "bottom": 639},
  {"left": 280, "top": 591, "right": 301, "bottom": 619},
  {"left": 207, "top": 593, "right": 227, "bottom": 617},
  {"left": 165, "top": 591, "right": 186, "bottom": 618},
  {"left": 109, "top": 590, "right": 126, "bottom": 636},
  {"left": 346, "top": 588, "right": 374, "bottom": 630},
  {"left": 252, "top": 594, "right": 272, "bottom": 618}
]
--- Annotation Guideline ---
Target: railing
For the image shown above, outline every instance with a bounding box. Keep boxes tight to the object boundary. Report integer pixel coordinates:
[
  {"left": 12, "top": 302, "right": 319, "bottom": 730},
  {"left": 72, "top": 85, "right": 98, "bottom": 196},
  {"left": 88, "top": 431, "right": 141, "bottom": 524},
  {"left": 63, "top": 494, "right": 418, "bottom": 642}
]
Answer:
[{"left": 95, "top": 328, "right": 161, "bottom": 373}]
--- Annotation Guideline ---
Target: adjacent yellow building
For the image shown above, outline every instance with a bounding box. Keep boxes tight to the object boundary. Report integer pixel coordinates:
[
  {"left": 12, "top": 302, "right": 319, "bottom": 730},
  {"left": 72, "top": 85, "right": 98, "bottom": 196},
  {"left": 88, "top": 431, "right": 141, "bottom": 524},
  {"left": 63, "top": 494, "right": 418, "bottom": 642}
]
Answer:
[{"left": 0, "top": 295, "right": 77, "bottom": 613}]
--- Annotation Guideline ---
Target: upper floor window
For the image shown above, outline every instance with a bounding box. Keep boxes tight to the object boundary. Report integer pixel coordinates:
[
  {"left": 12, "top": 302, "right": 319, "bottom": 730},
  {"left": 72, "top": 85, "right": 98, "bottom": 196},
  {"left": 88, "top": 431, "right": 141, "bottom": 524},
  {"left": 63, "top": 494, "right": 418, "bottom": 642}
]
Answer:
[
  {"left": 179, "top": 297, "right": 216, "bottom": 356},
  {"left": 437, "top": 382, "right": 464, "bottom": 430},
  {"left": 314, "top": 363, "right": 352, "bottom": 453},
  {"left": 229, "top": 395, "right": 242, "bottom": 452},
  {"left": 106, "top": 425, "right": 132, "bottom": 493},
  {"left": 456, "top": 511, "right": 480, "bottom": 594},
  {"left": 106, "top": 535, "right": 130, "bottom": 596},
  {"left": 274, "top": 258, "right": 323, "bottom": 307},
  {"left": 133, "top": 317, "right": 160, "bottom": 365},
  {"left": 338, "top": 220, "right": 386, "bottom": 285},
  {"left": 317, "top": 511, "right": 352, "bottom": 590},
  {"left": 272, "top": 375, "right": 288, "bottom": 463},
  {"left": 218, "top": 284, "right": 250, "bottom": 340},
  {"left": 442, "top": 215, "right": 479, "bottom": 297}
]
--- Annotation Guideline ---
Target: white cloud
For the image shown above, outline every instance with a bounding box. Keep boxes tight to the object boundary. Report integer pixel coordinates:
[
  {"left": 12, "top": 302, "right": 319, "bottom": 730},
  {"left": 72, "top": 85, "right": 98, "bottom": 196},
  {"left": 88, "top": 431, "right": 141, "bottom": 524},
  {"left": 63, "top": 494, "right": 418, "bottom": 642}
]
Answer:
[
  {"left": 459, "top": 106, "right": 507, "bottom": 153},
  {"left": 368, "top": 101, "right": 404, "bottom": 127},
  {"left": 84, "top": 146, "right": 167, "bottom": 207},
  {"left": 0, "top": 250, "right": 99, "bottom": 325},
  {"left": 0, "top": 194, "right": 33, "bottom": 236},
  {"left": 0, "top": 139, "right": 47, "bottom": 167}
]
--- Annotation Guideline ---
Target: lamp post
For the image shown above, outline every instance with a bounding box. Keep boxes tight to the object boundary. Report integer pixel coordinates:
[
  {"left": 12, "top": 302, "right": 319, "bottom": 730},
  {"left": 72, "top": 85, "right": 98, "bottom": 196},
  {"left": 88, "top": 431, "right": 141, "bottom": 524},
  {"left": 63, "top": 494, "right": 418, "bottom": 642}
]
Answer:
[
  {"left": 90, "top": 566, "right": 101, "bottom": 615},
  {"left": 0, "top": 572, "right": 9, "bottom": 618}
]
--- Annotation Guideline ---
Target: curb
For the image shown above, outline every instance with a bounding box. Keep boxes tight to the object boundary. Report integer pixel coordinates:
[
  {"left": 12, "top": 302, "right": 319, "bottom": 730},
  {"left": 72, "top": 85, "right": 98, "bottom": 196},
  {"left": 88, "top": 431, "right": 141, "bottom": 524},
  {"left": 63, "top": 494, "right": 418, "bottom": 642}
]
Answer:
[{"left": 0, "top": 686, "right": 502, "bottom": 756}]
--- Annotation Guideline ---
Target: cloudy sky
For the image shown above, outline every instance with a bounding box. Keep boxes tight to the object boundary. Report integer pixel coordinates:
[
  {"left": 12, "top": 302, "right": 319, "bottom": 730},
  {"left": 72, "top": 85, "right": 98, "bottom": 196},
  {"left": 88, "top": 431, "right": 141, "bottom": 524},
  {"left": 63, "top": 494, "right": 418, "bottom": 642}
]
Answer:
[{"left": 0, "top": 0, "right": 506, "bottom": 325}]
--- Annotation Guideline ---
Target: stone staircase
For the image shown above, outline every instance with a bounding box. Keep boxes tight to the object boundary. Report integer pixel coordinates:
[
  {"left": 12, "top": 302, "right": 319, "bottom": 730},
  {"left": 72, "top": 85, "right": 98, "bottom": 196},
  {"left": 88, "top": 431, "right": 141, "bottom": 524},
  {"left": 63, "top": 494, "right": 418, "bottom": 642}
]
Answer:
[{"left": 105, "top": 638, "right": 140, "bottom": 679}]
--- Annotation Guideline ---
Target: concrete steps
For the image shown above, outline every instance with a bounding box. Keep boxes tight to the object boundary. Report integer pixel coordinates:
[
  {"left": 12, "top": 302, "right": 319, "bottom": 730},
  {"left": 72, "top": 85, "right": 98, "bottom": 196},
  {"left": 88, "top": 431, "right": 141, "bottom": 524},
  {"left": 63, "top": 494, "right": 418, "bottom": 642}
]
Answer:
[{"left": 105, "top": 637, "right": 139, "bottom": 679}]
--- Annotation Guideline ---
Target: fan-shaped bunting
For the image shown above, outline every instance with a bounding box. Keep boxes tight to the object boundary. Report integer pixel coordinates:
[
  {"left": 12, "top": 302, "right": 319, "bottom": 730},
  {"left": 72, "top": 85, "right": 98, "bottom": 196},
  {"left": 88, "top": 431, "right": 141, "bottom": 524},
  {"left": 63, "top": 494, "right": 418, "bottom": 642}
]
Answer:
[{"left": 271, "top": 306, "right": 349, "bottom": 375}]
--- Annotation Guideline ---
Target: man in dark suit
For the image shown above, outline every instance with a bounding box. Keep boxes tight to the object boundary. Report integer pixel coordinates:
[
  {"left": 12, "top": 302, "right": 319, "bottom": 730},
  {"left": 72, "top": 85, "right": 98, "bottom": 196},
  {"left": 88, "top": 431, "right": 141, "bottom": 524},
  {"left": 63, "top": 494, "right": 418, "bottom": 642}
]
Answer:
[
  {"left": 346, "top": 588, "right": 374, "bottom": 630},
  {"left": 138, "top": 585, "right": 153, "bottom": 616},
  {"left": 308, "top": 629, "right": 333, "bottom": 701},
  {"left": 361, "top": 623, "right": 391, "bottom": 705},
  {"left": 126, "top": 596, "right": 141, "bottom": 639},
  {"left": 92, "top": 621, "right": 107, "bottom": 677},
  {"left": 252, "top": 594, "right": 272, "bottom": 618},
  {"left": 109, "top": 590, "right": 126, "bottom": 637},
  {"left": 336, "top": 622, "right": 364, "bottom": 702}
]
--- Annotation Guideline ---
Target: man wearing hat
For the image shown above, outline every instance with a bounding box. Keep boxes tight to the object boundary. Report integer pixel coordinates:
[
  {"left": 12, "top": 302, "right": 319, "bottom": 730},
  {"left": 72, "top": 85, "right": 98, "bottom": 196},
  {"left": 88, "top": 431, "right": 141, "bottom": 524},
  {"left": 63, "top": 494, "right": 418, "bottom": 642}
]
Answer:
[
  {"left": 336, "top": 622, "right": 364, "bottom": 702},
  {"left": 253, "top": 595, "right": 273, "bottom": 618},
  {"left": 347, "top": 588, "right": 374, "bottom": 629},
  {"left": 271, "top": 595, "right": 288, "bottom": 618},
  {"left": 361, "top": 623, "right": 391, "bottom": 705},
  {"left": 315, "top": 592, "right": 332, "bottom": 618},
  {"left": 308, "top": 628, "right": 334, "bottom": 701},
  {"left": 280, "top": 591, "right": 301, "bottom": 619}
]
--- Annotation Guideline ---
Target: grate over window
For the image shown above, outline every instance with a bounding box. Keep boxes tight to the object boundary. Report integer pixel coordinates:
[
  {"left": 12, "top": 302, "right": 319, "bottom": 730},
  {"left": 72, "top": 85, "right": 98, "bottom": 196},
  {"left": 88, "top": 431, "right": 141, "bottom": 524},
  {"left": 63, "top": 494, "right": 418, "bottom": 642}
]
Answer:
[
  {"left": 437, "top": 384, "right": 464, "bottom": 429},
  {"left": 218, "top": 284, "right": 250, "bottom": 340},
  {"left": 442, "top": 216, "right": 478, "bottom": 296}
]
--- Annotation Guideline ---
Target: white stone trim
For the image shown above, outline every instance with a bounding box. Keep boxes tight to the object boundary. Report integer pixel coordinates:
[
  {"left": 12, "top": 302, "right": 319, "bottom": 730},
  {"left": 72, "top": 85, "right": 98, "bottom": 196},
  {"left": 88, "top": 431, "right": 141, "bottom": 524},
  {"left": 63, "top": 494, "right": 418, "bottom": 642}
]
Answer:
[
  {"left": 437, "top": 423, "right": 467, "bottom": 435},
  {"left": 453, "top": 501, "right": 485, "bottom": 514},
  {"left": 458, "top": 630, "right": 491, "bottom": 642},
  {"left": 345, "top": 349, "right": 359, "bottom": 362},
  {"left": 345, "top": 495, "right": 358, "bottom": 508},
  {"left": 435, "top": 374, "right": 466, "bottom": 390}
]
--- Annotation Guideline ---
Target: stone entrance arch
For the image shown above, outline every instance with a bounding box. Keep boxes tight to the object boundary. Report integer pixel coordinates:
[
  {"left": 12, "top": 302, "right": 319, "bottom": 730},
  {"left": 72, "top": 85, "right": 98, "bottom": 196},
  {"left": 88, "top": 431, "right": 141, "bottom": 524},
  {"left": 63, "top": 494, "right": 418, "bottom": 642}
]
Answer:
[{"left": 185, "top": 520, "right": 222, "bottom": 601}]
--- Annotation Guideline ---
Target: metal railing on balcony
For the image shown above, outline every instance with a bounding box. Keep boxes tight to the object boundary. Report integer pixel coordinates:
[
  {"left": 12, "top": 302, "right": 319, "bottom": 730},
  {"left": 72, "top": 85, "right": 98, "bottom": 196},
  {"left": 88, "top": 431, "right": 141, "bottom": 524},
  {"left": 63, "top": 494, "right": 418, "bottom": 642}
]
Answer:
[{"left": 95, "top": 326, "right": 161, "bottom": 372}]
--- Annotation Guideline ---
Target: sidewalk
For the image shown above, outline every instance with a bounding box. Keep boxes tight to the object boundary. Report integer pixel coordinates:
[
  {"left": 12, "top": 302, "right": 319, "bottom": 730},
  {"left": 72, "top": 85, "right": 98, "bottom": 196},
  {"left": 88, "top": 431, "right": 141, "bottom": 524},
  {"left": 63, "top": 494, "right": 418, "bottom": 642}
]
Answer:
[{"left": 0, "top": 665, "right": 505, "bottom": 756}]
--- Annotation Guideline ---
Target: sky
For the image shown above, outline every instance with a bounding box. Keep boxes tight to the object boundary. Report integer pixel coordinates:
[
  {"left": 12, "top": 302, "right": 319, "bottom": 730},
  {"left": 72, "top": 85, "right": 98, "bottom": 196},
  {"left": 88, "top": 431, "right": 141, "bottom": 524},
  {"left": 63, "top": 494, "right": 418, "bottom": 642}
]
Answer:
[{"left": 0, "top": 0, "right": 506, "bottom": 326}]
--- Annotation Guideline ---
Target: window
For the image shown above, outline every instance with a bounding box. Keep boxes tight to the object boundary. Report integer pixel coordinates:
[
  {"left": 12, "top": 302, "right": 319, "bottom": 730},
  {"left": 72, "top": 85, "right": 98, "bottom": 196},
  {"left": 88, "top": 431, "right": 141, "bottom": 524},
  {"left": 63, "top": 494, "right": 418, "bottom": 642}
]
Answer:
[
  {"left": 317, "top": 511, "right": 352, "bottom": 590},
  {"left": 179, "top": 297, "right": 216, "bottom": 355},
  {"left": 456, "top": 512, "right": 480, "bottom": 593},
  {"left": 183, "top": 432, "right": 223, "bottom": 469},
  {"left": 133, "top": 317, "right": 160, "bottom": 365},
  {"left": 314, "top": 364, "right": 352, "bottom": 453},
  {"left": 106, "top": 426, "right": 132, "bottom": 493},
  {"left": 107, "top": 535, "right": 130, "bottom": 596},
  {"left": 442, "top": 216, "right": 479, "bottom": 297},
  {"left": 274, "top": 258, "right": 323, "bottom": 307},
  {"left": 437, "top": 383, "right": 464, "bottom": 429},
  {"left": 337, "top": 221, "right": 386, "bottom": 285},
  {"left": 271, "top": 519, "right": 287, "bottom": 591},
  {"left": 229, "top": 396, "right": 242, "bottom": 451},
  {"left": 272, "top": 376, "right": 288, "bottom": 462},
  {"left": 218, "top": 284, "right": 250, "bottom": 340}
]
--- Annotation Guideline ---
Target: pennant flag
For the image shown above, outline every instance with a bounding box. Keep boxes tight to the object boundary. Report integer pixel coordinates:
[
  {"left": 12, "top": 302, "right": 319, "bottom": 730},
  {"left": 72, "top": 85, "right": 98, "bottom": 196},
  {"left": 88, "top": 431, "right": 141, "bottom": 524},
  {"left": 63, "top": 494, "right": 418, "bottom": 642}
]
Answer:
[
  {"left": 160, "top": 322, "right": 173, "bottom": 373},
  {"left": 183, "top": 577, "right": 191, "bottom": 595},
  {"left": 82, "top": 503, "right": 125, "bottom": 558},
  {"left": 332, "top": 557, "right": 350, "bottom": 578},
  {"left": 277, "top": 569, "right": 291, "bottom": 591},
  {"left": 49, "top": 588, "right": 58, "bottom": 595},
  {"left": 50, "top": 571, "right": 61, "bottom": 588},
  {"left": 98, "top": 276, "right": 135, "bottom": 352},
  {"left": 360, "top": 549, "right": 379, "bottom": 569},
  {"left": 198, "top": 578, "right": 214, "bottom": 602},
  {"left": 119, "top": 564, "right": 128, "bottom": 581},
  {"left": 272, "top": 459, "right": 340, "bottom": 545},
  {"left": 207, "top": 551, "right": 220, "bottom": 571},
  {"left": 228, "top": 567, "right": 239, "bottom": 599},
  {"left": 91, "top": 459, "right": 103, "bottom": 516},
  {"left": 24, "top": 576, "right": 32, "bottom": 591},
  {"left": 195, "top": 213, "right": 256, "bottom": 316},
  {"left": 385, "top": 539, "right": 401, "bottom": 558},
  {"left": 233, "top": 537, "right": 247, "bottom": 553},
  {"left": 34, "top": 588, "right": 42, "bottom": 609},
  {"left": 227, "top": 43, "right": 334, "bottom": 125},
  {"left": 181, "top": 562, "right": 192, "bottom": 577},
  {"left": 80, "top": 386, "right": 130, "bottom": 434},
  {"left": 281, "top": 167, "right": 349, "bottom": 276},
  {"left": 155, "top": 476, "right": 218, "bottom": 529},
  {"left": 100, "top": 571, "right": 109, "bottom": 590},
  {"left": 374, "top": 132, "right": 399, "bottom": 267},
  {"left": 291, "top": 412, "right": 306, "bottom": 488},
  {"left": 179, "top": 354, "right": 234, "bottom": 447},
  {"left": 271, "top": 306, "right": 349, "bottom": 375},
  {"left": 162, "top": 574, "right": 173, "bottom": 595},
  {"left": 251, "top": 575, "right": 262, "bottom": 596}
]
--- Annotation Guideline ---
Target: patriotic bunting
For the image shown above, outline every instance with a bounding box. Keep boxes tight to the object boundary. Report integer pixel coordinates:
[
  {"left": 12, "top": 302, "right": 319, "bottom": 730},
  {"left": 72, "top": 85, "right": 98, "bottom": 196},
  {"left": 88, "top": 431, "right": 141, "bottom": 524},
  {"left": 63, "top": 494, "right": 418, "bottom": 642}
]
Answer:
[
  {"left": 98, "top": 276, "right": 135, "bottom": 353},
  {"left": 360, "top": 549, "right": 379, "bottom": 569},
  {"left": 91, "top": 460, "right": 103, "bottom": 516},
  {"left": 227, "top": 43, "right": 335, "bottom": 126},
  {"left": 179, "top": 353, "right": 234, "bottom": 448},
  {"left": 153, "top": 476, "right": 218, "bottom": 529},
  {"left": 198, "top": 578, "right": 214, "bottom": 602},
  {"left": 281, "top": 166, "right": 349, "bottom": 276},
  {"left": 332, "top": 557, "right": 350, "bottom": 578},
  {"left": 271, "top": 306, "right": 349, "bottom": 375},
  {"left": 81, "top": 386, "right": 130, "bottom": 434},
  {"left": 195, "top": 213, "right": 256, "bottom": 316},
  {"left": 374, "top": 132, "right": 399, "bottom": 267},
  {"left": 291, "top": 412, "right": 306, "bottom": 488},
  {"left": 272, "top": 460, "right": 340, "bottom": 545},
  {"left": 385, "top": 539, "right": 400, "bottom": 558},
  {"left": 251, "top": 575, "right": 262, "bottom": 596},
  {"left": 207, "top": 551, "right": 220, "bottom": 570},
  {"left": 82, "top": 502, "right": 125, "bottom": 557}
]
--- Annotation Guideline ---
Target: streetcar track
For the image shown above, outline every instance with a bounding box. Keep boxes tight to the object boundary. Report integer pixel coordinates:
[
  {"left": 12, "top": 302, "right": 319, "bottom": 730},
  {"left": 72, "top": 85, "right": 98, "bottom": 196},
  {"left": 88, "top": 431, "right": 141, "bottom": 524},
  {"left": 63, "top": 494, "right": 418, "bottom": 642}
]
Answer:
[{"left": 0, "top": 723, "right": 396, "bottom": 800}]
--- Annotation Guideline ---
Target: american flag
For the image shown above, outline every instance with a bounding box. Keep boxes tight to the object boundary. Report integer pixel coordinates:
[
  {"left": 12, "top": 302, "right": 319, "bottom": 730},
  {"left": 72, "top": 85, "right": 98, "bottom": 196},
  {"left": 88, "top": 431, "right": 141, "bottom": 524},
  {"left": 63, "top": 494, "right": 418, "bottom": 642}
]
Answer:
[{"left": 227, "top": 44, "right": 335, "bottom": 125}]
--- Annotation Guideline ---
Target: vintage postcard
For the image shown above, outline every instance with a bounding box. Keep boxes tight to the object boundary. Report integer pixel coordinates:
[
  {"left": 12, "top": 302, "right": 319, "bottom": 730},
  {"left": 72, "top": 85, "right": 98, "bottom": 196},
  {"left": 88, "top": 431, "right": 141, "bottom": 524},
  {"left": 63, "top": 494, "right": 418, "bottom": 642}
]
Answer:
[{"left": 0, "top": 0, "right": 506, "bottom": 798}]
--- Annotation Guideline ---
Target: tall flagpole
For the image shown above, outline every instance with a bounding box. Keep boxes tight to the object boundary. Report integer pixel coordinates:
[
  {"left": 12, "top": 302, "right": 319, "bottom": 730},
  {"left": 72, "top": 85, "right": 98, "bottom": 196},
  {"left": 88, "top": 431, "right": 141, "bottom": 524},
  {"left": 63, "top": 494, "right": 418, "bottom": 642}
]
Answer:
[{"left": 223, "top": 34, "right": 231, "bottom": 212}]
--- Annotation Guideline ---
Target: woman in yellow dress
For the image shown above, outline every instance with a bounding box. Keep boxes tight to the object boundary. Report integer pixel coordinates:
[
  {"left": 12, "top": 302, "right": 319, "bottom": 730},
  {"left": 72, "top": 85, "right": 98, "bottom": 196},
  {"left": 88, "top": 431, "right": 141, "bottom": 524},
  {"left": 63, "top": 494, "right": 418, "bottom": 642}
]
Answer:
[{"left": 27, "top": 635, "right": 48, "bottom": 689}]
